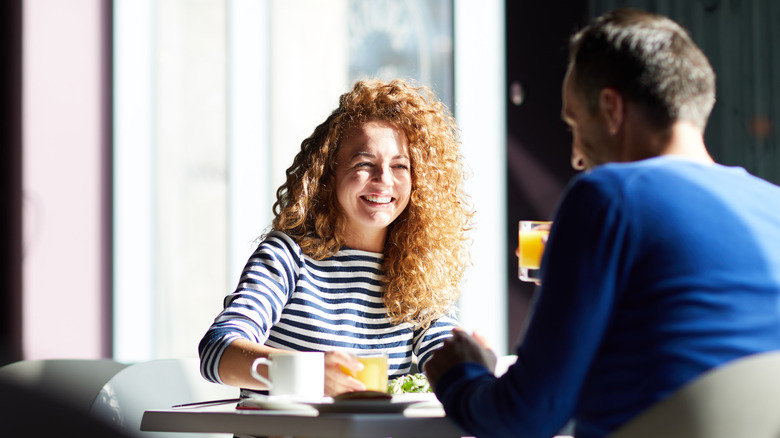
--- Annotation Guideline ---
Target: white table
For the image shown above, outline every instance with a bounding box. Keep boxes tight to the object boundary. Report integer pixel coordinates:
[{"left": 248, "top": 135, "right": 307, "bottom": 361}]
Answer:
[{"left": 141, "top": 403, "right": 465, "bottom": 438}]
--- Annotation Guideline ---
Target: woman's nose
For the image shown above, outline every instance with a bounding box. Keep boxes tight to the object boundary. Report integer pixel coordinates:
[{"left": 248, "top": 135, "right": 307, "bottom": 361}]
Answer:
[{"left": 373, "top": 165, "right": 393, "bottom": 184}]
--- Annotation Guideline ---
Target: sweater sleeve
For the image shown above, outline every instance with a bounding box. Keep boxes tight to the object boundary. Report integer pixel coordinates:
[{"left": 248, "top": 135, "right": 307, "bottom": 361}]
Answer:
[
  {"left": 435, "top": 175, "right": 632, "bottom": 438},
  {"left": 198, "top": 232, "right": 301, "bottom": 383}
]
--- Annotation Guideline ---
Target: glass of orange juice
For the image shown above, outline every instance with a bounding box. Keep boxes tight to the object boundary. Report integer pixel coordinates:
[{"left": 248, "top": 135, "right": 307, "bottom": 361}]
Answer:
[
  {"left": 518, "top": 220, "right": 552, "bottom": 283},
  {"left": 342, "top": 352, "right": 389, "bottom": 392}
]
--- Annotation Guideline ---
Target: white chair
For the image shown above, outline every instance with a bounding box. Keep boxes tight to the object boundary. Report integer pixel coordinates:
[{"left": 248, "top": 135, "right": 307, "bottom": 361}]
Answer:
[
  {"left": 0, "top": 358, "right": 128, "bottom": 412},
  {"left": 609, "top": 350, "right": 780, "bottom": 438},
  {"left": 89, "top": 357, "right": 237, "bottom": 438},
  {"left": 0, "top": 358, "right": 132, "bottom": 436}
]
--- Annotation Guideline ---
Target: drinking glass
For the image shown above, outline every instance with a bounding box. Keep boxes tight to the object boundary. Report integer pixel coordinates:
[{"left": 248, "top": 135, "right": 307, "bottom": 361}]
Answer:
[
  {"left": 518, "top": 220, "right": 552, "bottom": 283},
  {"left": 342, "top": 352, "right": 389, "bottom": 392}
]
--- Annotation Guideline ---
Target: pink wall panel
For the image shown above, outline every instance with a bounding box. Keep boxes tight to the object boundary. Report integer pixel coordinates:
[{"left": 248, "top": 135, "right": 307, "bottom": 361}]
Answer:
[{"left": 22, "top": 0, "right": 111, "bottom": 359}]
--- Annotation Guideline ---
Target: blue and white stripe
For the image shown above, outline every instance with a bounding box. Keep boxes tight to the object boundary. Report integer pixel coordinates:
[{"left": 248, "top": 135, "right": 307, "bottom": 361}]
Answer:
[{"left": 199, "top": 231, "right": 457, "bottom": 386}]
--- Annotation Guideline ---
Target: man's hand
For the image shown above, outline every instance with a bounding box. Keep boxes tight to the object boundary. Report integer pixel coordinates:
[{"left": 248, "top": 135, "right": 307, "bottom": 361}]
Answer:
[{"left": 423, "top": 328, "right": 497, "bottom": 391}]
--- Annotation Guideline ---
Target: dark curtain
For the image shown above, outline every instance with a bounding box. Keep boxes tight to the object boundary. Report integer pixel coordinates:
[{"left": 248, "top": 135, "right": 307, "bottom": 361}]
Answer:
[{"left": 0, "top": 0, "right": 23, "bottom": 365}]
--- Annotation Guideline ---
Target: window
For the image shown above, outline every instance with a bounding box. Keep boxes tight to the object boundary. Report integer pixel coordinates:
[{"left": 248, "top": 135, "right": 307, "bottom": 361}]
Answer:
[{"left": 113, "top": 0, "right": 506, "bottom": 362}]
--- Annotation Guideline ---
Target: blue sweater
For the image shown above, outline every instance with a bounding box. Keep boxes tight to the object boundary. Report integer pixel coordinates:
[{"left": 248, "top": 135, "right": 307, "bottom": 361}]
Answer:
[{"left": 436, "top": 157, "right": 780, "bottom": 438}]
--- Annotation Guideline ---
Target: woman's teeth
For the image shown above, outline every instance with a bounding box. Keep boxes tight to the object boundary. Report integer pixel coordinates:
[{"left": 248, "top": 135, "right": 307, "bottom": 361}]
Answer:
[{"left": 363, "top": 195, "right": 391, "bottom": 204}]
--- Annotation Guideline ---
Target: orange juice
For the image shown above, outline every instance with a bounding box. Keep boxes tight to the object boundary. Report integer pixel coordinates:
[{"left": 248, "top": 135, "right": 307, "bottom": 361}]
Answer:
[
  {"left": 341, "top": 353, "right": 389, "bottom": 392},
  {"left": 518, "top": 229, "right": 547, "bottom": 269},
  {"left": 518, "top": 221, "right": 552, "bottom": 282}
]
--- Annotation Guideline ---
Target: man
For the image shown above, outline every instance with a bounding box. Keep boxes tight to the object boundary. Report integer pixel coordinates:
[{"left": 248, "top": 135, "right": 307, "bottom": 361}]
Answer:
[{"left": 424, "top": 8, "right": 780, "bottom": 438}]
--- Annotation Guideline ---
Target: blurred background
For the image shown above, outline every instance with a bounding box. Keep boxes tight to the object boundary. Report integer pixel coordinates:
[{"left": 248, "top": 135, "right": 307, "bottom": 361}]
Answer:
[{"left": 1, "top": 0, "right": 777, "bottom": 366}]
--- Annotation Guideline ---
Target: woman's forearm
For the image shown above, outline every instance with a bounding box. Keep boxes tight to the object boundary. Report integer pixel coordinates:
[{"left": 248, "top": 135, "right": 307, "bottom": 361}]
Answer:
[{"left": 217, "top": 338, "right": 283, "bottom": 389}]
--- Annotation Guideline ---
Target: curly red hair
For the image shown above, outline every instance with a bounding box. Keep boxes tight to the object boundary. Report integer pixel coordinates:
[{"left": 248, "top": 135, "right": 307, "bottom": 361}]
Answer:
[{"left": 271, "top": 79, "right": 473, "bottom": 328}]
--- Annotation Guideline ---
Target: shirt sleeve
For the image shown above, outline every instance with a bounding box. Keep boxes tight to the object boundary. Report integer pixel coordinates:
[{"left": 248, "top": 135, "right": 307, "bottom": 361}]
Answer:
[
  {"left": 435, "top": 175, "right": 633, "bottom": 438},
  {"left": 413, "top": 311, "right": 459, "bottom": 371},
  {"left": 198, "top": 232, "right": 301, "bottom": 383}
]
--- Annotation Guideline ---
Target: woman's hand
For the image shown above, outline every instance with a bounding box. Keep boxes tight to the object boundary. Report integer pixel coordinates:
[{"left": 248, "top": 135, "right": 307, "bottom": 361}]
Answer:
[{"left": 324, "top": 350, "right": 366, "bottom": 396}]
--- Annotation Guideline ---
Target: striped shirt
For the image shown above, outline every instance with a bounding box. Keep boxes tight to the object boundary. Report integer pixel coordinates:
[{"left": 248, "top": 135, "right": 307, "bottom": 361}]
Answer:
[{"left": 199, "top": 231, "right": 458, "bottom": 390}]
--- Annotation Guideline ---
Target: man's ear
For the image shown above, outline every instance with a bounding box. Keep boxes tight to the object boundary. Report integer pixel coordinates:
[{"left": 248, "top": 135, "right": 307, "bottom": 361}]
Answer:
[{"left": 599, "top": 88, "right": 624, "bottom": 134}]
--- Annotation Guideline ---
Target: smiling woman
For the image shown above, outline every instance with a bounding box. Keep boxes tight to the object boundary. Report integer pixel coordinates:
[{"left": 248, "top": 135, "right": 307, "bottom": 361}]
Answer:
[
  {"left": 334, "top": 120, "right": 412, "bottom": 253},
  {"left": 198, "top": 78, "right": 474, "bottom": 400}
]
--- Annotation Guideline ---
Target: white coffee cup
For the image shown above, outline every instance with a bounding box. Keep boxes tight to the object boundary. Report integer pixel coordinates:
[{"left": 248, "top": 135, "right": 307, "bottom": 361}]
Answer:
[{"left": 250, "top": 351, "right": 324, "bottom": 398}]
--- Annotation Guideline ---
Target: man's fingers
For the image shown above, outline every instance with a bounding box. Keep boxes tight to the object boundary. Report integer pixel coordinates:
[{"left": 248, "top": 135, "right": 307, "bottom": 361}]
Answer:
[{"left": 471, "top": 330, "right": 492, "bottom": 350}]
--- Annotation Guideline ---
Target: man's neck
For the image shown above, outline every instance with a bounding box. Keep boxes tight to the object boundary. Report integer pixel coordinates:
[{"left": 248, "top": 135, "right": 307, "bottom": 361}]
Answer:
[
  {"left": 658, "top": 122, "right": 714, "bottom": 164},
  {"left": 622, "top": 118, "right": 713, "bottom": 165}
]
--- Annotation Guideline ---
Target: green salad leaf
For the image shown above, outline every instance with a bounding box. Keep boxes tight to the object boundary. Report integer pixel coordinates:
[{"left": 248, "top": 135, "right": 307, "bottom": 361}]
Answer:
[{"left": 388, "top": 373, "right": 431, "bottom": 394}]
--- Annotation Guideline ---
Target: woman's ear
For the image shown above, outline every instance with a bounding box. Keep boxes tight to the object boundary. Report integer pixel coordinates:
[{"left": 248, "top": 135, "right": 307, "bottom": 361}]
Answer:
[{"left": 599, "top": 88, "right": 624, "bottom": 135}]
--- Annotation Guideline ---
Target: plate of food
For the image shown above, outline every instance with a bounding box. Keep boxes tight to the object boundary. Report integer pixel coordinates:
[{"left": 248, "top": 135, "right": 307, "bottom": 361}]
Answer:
[
  {"left": 304, "top": 372, "right": 442, "bottom": 414},
  {"left": 304, "top": 391, "right": 426, "bottom": 414}
]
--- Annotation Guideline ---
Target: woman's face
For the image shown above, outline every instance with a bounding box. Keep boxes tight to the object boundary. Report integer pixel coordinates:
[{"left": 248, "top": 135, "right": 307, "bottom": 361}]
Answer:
[{"left": 334, "top": 120, "right": 412, "bottom": 251}]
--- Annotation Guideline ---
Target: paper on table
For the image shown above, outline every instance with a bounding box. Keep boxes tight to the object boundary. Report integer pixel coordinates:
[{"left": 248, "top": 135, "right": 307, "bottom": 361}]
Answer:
[{"left": 172, "top": 398, "right": 241, "bottom": 409}]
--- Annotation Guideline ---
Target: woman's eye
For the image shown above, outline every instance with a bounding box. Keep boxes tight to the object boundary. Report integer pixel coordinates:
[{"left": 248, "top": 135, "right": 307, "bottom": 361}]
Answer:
[{"left": 355, "top": 162, "right": 372, "bottom": 168}]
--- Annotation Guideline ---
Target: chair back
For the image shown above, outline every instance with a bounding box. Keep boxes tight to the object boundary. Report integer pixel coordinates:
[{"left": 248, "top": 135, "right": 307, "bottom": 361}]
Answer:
[
  {"left": 0, "top": 358, "right": 128, "bottom": 412},
  {"left": 89, "top": 357, "right": 236, "bottom": 437},
  {"left": 609, "top": 351, "right": 780, "bottom": 438}
]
